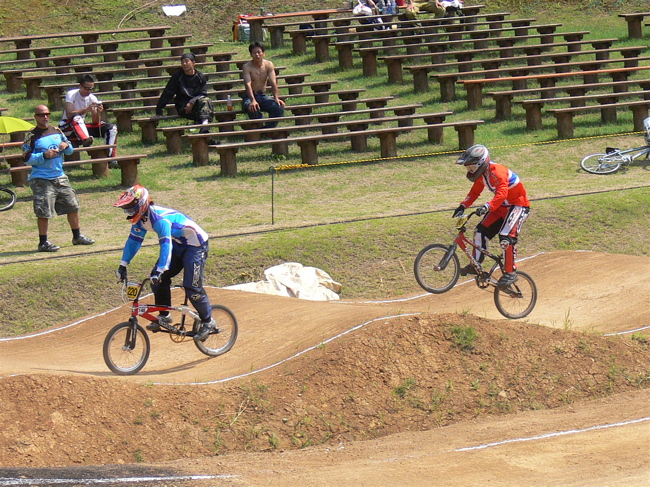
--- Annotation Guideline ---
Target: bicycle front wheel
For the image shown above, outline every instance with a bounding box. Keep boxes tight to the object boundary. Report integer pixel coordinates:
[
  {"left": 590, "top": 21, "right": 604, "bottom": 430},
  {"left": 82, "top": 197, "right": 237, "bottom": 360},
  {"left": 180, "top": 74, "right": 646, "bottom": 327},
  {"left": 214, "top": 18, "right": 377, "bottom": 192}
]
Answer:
[
  {"left": 414, "top": 243, "right": 460, "bottom": 294},
  {"left": 0, "top": 188, "right": 16, "bottom": 212},
  {"left": 103, "top": 322, "right": 151, "bottom": 375},
  {"left": 494, "top": 270, "right": 537, "bottom": 319},
  {"left": 580, "top": 153, "right": 623, "bottom": 175},
  {"left": 194, "top": 304, "right": 238, "bottom": 357}
]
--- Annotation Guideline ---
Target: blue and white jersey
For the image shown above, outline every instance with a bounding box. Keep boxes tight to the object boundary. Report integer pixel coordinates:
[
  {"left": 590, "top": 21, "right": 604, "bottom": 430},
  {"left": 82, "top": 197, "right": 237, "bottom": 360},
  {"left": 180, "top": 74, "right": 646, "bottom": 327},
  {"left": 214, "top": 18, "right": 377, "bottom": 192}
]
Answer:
[
  {"left": 120, "top": 205, "right": 209, "bottom": 273},
  {"left": 22, "top": 128, "right": 74, "bottom": 180}
]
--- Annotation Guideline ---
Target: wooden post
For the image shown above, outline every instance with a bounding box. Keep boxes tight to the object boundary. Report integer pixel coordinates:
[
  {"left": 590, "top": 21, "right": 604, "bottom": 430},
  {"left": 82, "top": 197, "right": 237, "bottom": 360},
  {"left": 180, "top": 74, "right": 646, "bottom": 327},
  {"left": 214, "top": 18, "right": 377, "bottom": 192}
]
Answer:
[
  {"left": 118, "top": 158, "right": 139, "bottom": 187},
  {"left": 378, "top": 132, "right": 398, "bottom": 158},
  {"left": 297, "top": 140, "right": 319, "bottom": 165},
  {"left": 217, "top": 147, "right": 239, "bottom": 176},
  {"left": 554, "top": 112, "right": 574, "bottom": 139},
  {"left": 455, "top": 124, "right": 477, "bottom": 149},
  {"left": 165, "top": 131, "right": 183, "bottom": 154},
  {"left": 190, "top": 138, "right": 210, "bottom": 166}
]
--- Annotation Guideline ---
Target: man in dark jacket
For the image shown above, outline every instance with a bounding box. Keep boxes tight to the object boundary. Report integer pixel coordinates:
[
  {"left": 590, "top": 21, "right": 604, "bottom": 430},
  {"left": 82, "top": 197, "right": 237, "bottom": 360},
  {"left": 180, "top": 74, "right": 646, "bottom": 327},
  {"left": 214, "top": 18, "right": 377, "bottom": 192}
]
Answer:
[{"left": 155, "top": 53, "right": 214, "bottom": 133}]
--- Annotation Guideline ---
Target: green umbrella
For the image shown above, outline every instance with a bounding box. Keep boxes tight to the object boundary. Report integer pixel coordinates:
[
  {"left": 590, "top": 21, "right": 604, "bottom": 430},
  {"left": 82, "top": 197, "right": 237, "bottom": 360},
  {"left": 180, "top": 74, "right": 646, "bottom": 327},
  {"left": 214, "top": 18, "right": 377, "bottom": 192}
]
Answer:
[{"left": 0, "top": 116, "right": 35, "bottom": 134}]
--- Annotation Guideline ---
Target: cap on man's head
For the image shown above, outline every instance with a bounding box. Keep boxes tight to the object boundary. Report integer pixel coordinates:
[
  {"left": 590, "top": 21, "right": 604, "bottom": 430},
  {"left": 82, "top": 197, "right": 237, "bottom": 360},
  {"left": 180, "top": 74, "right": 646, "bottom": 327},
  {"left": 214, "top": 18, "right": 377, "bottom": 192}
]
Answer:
[{"left": 181, "top": 52, "right": 196, "bottom": 62}]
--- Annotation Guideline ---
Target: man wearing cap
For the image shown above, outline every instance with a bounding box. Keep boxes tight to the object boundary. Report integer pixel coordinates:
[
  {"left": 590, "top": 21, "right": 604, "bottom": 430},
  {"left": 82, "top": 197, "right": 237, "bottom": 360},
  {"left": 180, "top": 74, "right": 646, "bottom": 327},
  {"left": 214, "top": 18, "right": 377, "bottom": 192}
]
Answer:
[{"left": 155, "top": 53, "right": 214, "bottom": 133}]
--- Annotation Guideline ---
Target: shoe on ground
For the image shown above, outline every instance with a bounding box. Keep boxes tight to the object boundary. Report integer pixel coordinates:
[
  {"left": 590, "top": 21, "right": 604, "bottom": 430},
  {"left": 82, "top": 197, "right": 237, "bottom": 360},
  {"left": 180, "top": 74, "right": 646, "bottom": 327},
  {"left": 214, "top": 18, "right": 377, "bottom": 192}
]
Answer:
[
  {"left": 148, "top": 314, "right": 173, "bottom": 332},
  {"left": 194, "top": 317, "right": 216, "bottom": 342},
  {"left": 109, "top": 160, "right": 119, "bottom": 169},
  {"left": 459, "top": 264, "right": 478, "bottom": 276},
  {"left": 72, "top": 234, "right": 95, "bottom": 245},
  {"left": 208, "top": 138, "right": 221, "bottom": 146},
  {"left": 38, "top": 240, "right": 60, "bottom": 252},
  {"left": 498, "top": 272, "right": 518, "bottom": 288},
  {"left": 81, "top": 136, "right": 94, "bottom": 147}
]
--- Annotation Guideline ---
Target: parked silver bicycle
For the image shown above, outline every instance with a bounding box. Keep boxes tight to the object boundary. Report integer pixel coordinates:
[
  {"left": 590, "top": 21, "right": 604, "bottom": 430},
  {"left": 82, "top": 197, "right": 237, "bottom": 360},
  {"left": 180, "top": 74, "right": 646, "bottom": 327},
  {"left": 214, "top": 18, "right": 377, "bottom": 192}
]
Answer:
[{"left": 580, "top": 116, "right": 650, "bottom": 175}]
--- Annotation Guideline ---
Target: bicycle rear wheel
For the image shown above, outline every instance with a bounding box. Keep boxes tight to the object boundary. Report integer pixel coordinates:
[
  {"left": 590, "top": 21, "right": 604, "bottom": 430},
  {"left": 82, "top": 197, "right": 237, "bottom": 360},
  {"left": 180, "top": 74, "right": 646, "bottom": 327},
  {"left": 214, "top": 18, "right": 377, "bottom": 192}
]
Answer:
[
  {"left": 580, "top": 153, "right": 623, "bottom": 175},
  {"left": 0, "top": 188, "right": 16, "bottom": 212},
  {"left": 493, "top": 270, "right": 537, "bottom": 319},
  {"left": 414, "top": 243, "right": 460, "bottom": 294},
  {"left": 103, "top": 322, "right": 151, "bottom": 375},
  {"left": 194, "top": 304, "right": 238, "bottom": 357}
]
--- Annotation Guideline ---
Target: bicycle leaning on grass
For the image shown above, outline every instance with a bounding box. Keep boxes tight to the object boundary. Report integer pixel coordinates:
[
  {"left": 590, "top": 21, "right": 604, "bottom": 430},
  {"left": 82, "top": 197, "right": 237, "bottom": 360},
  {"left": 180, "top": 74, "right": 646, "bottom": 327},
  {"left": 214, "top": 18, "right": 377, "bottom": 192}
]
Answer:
[
  {"left": 580, "top": 116, "right": 650, "bottom": 175},
  {"left": 0, "top": 186, "right": 16, "bottom": 211},
  {"left": 103, "top": 276, "right": 239, "bottom": 375},
  {"left": 413, "top": 211, "right": 538, "bottom": 319}
]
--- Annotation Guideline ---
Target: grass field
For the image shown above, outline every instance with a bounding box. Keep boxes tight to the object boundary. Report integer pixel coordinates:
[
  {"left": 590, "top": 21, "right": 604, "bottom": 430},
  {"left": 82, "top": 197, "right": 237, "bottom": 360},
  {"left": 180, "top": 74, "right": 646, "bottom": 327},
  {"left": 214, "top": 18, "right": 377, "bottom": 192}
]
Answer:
[{"left": 0, "top": 1, "right": 648, "bottom": 336}]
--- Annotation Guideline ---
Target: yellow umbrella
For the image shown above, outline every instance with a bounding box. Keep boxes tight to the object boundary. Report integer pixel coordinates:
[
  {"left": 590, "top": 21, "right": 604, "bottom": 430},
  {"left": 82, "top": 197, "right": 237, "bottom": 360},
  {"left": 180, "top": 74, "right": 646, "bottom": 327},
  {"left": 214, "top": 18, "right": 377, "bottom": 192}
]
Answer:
[{"left": 0, "top": 116, "right": 35, "bottom": 134}]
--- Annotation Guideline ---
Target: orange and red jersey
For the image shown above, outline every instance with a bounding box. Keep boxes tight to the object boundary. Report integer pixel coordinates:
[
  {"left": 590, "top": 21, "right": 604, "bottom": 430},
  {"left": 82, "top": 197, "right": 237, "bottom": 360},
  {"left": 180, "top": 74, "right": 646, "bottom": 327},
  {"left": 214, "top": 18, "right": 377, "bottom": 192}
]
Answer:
[{"left": 461, "top": 162, "right": 530, "bottom": 211}]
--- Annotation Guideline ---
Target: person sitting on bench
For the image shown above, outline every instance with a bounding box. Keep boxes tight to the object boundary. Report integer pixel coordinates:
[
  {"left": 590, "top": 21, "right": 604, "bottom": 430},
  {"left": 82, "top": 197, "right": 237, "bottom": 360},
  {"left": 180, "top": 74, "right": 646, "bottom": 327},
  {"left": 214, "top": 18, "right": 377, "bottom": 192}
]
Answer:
[
  {"left": 59, "top": 74, "right": 118, "bottom": 158},
  {"left": 241, "top": 42, "right": 285, "bottom": 129},
  {"left": 155, "top": 52, "right": 214, "bottom": 133}
]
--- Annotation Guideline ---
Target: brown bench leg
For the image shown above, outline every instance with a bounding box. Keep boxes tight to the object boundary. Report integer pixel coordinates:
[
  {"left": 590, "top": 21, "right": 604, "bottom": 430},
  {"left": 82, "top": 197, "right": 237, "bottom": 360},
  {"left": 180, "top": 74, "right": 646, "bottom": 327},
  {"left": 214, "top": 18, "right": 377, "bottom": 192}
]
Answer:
[
  {"left": 118, "top": 158, "right": 139, "bottom": 187},
  {"left": 269, "top": 26, "right": 285, "bottom": 49},
  {"left": 292, "top": 33, "right": 308, "bottom": 55},
  {"left": 386, "top": 59, "right": 403, "bottom": 84},
  {"left": 378, "top": 132, "right": 398, "bottom": 158},
  {"left": 494, "top": 94, "right": 513, "bottom": 120},
  {"left": 4, "top": 73, "right": 21, "bottom": 93},
  {"left": 630, "top": 104, "right": 650, "bottom": 130},
  {"left": 297, "top": 140, "right": 320, "bottom": 165},
  {"left": 554, "top": 113, "right": 574, "bottom": 139},
  {"left": 337, "top": 45, "right": 354, "bottom": 70},
  {"left": 422, "top": 115, "right": 449, "bottom": 144},
  {"left": 8, "top": 162, "right": 28, "bottom": 187},
  {"left": 25, "top": 79, "right": 42, "bottom": 99},
  {"left": 454, "top": 124, "right": 477, "bottom": 149},
  {"left": 190, "top": 138, "right": 210, "bottom": 166},
  {"left": 138, "top": 120, "right": 159, "bottom": 145},
  {"left": 314, "top": 38, "right": 330, "bottom": 62},
  {"left": 271, "top": 136, "right": 290, "bottom": 157},
  {"left": 464, "top": 82, "right": 482, "bottom": 109},
  {"left": 115, "top": 112, "right": 133, "bottom": 133},
  {"left": 625, "top": 17, "right": 643, "bottom": 39},
  {"left": 89, "top": 153, "right": 110, "bottom": 179},
  {"left": 347, "top": 123, "right": 369, "bottom": 151},
  {"left": 361, "top": 52, "right": 378, "bottom": 77},
  {"left": 412, "top": 69, "right": 430, "bottom": 94},
  {"left": 216, "top": 147, "right": 239, "bottom": 176},
  {"left": 523, "top": 102, "right": 544, "bottom": 130},
  {"left": 165, "top": 132, "right": 183, "bottom": 154}
]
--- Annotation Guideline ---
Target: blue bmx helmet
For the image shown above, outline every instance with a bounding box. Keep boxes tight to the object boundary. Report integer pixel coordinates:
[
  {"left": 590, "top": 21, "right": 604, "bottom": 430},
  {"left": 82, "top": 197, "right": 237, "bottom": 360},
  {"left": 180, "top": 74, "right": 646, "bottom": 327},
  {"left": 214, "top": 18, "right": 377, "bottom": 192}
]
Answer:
[{"left": 456, "top": 144, "right": 490, "bottom": 182}]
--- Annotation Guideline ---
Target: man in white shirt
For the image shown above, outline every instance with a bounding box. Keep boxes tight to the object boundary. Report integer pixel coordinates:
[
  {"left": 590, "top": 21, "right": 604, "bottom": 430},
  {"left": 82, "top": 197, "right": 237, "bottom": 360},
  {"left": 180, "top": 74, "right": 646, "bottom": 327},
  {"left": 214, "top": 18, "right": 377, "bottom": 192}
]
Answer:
[{"left": 59, "top": 74, "right": 118, "bottom": 158}]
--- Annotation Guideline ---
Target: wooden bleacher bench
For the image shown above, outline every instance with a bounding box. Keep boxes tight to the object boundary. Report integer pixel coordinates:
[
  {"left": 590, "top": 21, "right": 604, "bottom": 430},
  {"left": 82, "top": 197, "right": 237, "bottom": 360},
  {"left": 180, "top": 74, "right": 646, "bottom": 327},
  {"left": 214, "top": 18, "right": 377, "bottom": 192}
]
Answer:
[
  {"left": 244, "top": 8, "right": 352, "bottom": 45},
  {"left": 457, "top": 65, "right": 650, "bottom": 110},
  {"left": 380, "top": 35, "right": 611, "bottom": 83},
  {"left": 0, "top": 145, "right": 143, "bottom": 187},
  {"left": 436, "top": 55, "right": 650, "bottom": 105},
  {"left": 158, "top": 103, "right": 425, "bottom": 154},
  {"left": 548, "top": 99, "right": 650, "bottom": 139},
  {"left": 130, "top": 89, "right": 367, "bottom": 144},
  {"left": 517, "top": 89, "right": 650, "bottom": 130},
  {"left": 618, "top": 12, "right": 650, "bottom": 38},
  {"left": 2, "top": 52, "right": 238, "bottom": 93},
  {"left": 15, "top": 44, "right": 216, "bottom": 98},
  {"left": 183, "top": 111, "right": 455, "bottom": 165},
  {"left": 185, "top": 119, "right": 484, "bottom": 175},
  {"left": 292, "top": 13, "right": 513, "bottom": 59},
  {"left": 0, "top": 26, "right": 171, "bottom": 57},
  {"left": 487, "top": 79, "right": 650, "bottom": 120},
  {"left": 0, "top": 34, "right": 194, "bottom": 68},
  {"left": 128, "top": 95, "right": 394, "bottom": 143}
]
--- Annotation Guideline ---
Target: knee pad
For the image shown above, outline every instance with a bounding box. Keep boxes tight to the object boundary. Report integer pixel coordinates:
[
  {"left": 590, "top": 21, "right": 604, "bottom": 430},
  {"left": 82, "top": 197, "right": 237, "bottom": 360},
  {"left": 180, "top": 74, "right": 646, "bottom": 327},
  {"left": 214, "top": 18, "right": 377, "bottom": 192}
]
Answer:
[{"left": 499, "top": 236, "right": 517, "bottom": 249}]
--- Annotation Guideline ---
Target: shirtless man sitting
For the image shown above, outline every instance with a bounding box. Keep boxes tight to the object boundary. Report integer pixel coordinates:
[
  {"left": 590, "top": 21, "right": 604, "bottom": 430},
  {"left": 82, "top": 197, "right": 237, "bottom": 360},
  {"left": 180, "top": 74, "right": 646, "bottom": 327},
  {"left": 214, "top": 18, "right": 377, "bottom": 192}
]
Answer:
[{"left": 241, "top": 42, "right": 285, "bottom": 128}]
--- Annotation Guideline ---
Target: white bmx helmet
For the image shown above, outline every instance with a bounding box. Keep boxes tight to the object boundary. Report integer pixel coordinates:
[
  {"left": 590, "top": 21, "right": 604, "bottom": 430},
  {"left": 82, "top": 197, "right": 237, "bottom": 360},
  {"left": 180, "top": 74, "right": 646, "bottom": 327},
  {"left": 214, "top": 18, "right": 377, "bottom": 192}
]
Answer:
[
  {"left": 456, "top": 144, "right": 490, "bottom": 182},
  {"left": 643, "top": 116, "right": 650, "bottom": 145}
]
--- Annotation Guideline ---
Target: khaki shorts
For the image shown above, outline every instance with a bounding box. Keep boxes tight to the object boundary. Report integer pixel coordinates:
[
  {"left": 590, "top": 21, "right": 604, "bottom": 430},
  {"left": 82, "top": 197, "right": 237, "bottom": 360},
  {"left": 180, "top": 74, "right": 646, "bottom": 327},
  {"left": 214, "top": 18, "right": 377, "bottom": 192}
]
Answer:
[{"left": 29, "top": 176, "right": 80, "bottom": 219}]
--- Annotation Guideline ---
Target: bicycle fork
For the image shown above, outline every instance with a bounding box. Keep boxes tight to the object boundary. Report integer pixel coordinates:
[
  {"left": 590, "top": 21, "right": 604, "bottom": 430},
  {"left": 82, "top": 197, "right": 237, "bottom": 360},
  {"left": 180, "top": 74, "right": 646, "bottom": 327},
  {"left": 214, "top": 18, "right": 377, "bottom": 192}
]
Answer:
[
  {"left": 436, "top": 243, "right": 458, "bottom": 270},
  {"left": 123, "top": 316, "right": 140, "bottom": 350}
]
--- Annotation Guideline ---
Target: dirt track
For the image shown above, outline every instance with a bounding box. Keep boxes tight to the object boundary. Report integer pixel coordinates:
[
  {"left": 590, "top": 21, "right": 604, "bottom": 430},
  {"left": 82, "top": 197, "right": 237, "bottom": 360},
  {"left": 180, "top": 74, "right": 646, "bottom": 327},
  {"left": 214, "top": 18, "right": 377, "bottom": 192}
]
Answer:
[{"left": 0, "top": 251, "right": 649, "bottom": 485}]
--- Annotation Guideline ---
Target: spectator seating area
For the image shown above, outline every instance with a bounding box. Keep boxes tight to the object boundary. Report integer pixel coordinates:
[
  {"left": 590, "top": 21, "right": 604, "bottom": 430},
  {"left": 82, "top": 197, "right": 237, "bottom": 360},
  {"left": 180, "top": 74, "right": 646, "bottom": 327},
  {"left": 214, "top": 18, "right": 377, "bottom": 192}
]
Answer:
[{"left": 0, "top": 6, "right": 648, "bottom": 181}]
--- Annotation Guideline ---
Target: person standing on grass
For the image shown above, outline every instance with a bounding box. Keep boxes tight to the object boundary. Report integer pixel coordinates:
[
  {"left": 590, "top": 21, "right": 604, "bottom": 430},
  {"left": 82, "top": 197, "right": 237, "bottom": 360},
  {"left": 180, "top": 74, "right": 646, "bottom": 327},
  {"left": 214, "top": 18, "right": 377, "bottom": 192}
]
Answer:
[
  {"left": 242, "top": 42, "right": 285, "bottom": 128},
  {"left": 155, "top": 52, "right": 214, "bottom": 133},
  {"left": 23, "top": 105, "right": 95, "bottom": 252},
  {"left": 59, "top": 74, "right": 118, "bottom": 158},
  {"left": 451, "top": 144, "right": 530, "bottom": 289}
]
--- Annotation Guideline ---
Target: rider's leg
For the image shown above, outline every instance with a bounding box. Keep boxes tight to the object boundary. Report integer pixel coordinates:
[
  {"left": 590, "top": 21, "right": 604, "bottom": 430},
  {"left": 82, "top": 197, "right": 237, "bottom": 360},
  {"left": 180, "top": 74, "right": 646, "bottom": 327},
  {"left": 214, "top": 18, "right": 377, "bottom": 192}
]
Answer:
[
  {"left": 180, "top": 243, "right": 212, "bottom": 322},
  {"left": 497, "top": 206, "right": 530, "bottom": 273}
]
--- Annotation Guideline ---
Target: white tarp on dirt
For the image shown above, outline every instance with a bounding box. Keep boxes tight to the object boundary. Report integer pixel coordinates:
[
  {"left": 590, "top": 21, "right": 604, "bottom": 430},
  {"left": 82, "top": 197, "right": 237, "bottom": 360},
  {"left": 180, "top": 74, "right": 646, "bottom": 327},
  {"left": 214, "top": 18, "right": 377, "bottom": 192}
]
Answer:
[{"left": 224, "top": 263, "right": 342, "bottom": 301}]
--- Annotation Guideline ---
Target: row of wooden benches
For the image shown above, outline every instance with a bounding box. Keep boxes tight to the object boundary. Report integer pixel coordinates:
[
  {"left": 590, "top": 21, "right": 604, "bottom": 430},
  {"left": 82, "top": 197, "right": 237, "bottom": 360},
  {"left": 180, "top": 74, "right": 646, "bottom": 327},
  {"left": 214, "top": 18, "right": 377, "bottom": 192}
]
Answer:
[{"left": 0, "top": 145, "right": 143, "bottom": 188}]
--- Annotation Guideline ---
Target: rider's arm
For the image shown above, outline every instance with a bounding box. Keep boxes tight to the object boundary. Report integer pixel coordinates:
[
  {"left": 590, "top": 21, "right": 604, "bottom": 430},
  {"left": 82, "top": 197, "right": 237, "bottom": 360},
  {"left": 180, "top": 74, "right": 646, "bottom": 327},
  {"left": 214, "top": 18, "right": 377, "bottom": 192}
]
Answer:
[
  {"left": 120, "top": 225, "right": 147, "bottom": 267},
  {"left": 460, "top": 178, "right": 485, "bottom": 209}
]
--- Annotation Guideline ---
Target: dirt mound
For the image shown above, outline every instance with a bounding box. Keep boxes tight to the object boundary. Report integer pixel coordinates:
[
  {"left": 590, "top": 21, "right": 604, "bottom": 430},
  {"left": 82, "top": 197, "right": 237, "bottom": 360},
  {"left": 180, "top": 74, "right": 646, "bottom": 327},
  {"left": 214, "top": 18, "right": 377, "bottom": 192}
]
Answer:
[{"left": 0, "top": 312, "right": 647, "bottom": 468}]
